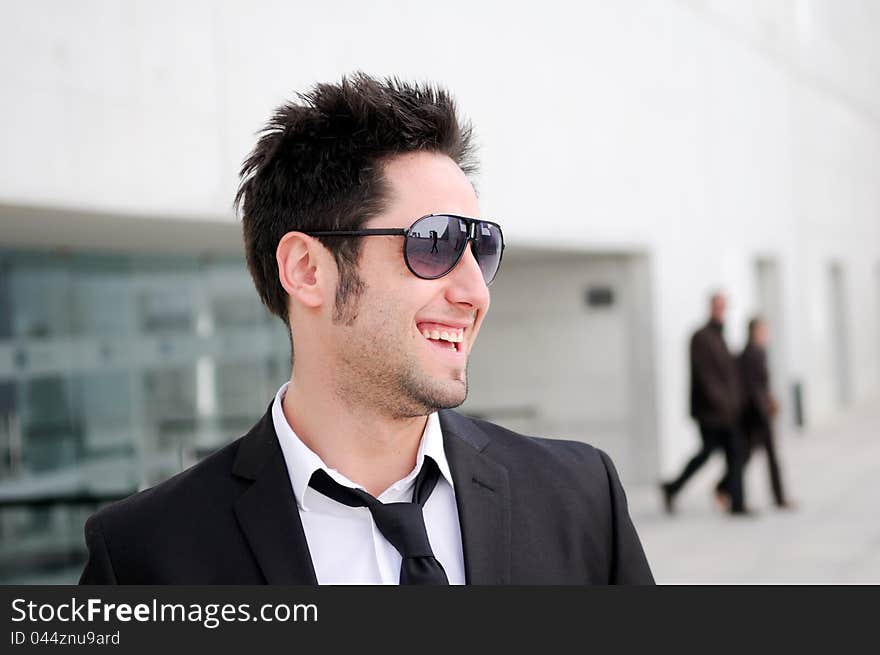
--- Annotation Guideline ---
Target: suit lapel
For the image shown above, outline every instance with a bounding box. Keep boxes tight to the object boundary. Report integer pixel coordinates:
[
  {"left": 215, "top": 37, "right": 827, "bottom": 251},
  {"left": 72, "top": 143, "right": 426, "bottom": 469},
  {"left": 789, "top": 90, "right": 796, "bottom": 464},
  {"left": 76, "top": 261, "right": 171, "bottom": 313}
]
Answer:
[
  {"left": 230, "top": 405, "right": 511, "bottom": 585},
  {"left": 439, "top": 410, "right": 511, "bottom": 584},
  {"left": 232, "top": 406, "right": 318, "bottom": 584}
]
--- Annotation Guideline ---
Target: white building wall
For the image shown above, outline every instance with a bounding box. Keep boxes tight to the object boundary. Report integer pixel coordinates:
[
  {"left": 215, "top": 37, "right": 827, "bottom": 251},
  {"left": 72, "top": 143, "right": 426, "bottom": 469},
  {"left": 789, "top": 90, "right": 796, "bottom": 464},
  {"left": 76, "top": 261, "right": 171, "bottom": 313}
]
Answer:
[{"left": 1, "top": 0, "right": 878, "bottom": 478}]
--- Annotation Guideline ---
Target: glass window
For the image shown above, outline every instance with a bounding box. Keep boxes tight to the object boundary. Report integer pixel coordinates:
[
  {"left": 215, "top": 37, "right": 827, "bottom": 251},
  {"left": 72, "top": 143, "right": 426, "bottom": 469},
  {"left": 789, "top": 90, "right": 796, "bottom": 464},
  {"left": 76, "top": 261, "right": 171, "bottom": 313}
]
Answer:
[{"left": 0, "top": 248, "right": 289, "bottom": 583}]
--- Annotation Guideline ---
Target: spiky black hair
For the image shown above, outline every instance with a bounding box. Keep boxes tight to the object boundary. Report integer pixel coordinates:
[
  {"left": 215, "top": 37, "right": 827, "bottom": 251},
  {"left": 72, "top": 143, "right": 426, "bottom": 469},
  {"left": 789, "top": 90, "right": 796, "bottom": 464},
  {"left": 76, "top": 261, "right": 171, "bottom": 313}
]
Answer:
[{"left": 235, "top": 73, "right": 477, "bottom": 327}]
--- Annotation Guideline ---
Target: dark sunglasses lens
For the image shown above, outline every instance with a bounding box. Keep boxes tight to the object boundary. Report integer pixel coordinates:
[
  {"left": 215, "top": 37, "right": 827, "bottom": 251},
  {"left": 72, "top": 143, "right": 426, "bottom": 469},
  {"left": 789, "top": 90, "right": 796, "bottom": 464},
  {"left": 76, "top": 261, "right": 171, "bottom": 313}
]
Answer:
[
  {"left": 473, "top": 222, "right": 503, "bottom": 284},
  {"left": 405, "top": 215, "right": 468, "bottom": 278}
]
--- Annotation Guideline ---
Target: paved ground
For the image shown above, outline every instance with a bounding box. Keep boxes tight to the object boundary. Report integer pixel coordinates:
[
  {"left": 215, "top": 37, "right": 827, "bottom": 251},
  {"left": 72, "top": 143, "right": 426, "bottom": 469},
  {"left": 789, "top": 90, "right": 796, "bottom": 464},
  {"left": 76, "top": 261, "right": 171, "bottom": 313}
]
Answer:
[{"left": 627, "top": 398, "right": 880, "bottom": 584}]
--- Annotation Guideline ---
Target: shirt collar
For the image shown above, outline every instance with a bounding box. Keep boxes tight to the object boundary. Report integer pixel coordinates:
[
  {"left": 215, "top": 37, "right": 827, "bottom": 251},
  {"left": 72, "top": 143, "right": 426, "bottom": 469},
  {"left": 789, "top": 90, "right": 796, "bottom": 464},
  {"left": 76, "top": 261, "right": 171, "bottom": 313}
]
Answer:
[{"left": 271, "top": 382, "right": 454, "bottom": 511}]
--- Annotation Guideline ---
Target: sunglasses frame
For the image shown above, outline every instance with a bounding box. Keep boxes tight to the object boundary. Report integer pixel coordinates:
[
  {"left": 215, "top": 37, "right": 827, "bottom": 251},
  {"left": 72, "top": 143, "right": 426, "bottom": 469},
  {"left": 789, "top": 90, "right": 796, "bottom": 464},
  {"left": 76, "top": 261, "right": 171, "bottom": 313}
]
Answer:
[{"left": 303, "top": 213, "right": 505, "bottom": 285}]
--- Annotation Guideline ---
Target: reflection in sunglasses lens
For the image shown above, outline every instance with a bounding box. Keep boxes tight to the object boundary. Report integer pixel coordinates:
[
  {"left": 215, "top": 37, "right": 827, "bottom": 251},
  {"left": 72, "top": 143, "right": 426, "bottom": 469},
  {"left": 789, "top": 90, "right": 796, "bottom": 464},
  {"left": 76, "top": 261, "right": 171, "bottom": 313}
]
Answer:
[
  {"left": 405, "top": 215, "right": 502, "bottom": 283},
  {"left": 405, "top": 215, "right": 465, "bottom": 279}
]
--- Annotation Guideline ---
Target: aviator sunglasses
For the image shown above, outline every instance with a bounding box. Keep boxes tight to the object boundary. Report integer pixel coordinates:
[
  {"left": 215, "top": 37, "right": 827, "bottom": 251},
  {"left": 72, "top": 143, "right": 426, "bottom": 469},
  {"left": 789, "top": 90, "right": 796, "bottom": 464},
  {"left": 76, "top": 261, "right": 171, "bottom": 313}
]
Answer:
[{"left": 304, "top": 214, "right": 505, "bottom": 285}]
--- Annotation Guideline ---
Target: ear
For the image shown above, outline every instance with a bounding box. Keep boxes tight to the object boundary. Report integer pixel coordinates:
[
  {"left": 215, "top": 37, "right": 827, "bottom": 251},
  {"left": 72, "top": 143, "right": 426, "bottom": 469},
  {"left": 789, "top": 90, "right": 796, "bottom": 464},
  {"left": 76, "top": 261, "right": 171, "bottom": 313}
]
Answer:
[{"left": 276, "top": 232, "right": 334, "bottom": 310}]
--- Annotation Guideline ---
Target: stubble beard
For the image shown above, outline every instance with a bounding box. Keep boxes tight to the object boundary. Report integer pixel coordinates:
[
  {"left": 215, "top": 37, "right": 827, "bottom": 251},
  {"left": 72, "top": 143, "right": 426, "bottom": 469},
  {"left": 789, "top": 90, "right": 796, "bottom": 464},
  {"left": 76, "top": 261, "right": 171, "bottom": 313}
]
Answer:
[
  {"left": 334, "top": 326, "right": 469, "bottom": 420},
  {"left": 332, "top": 284, "right": 470, "bottom": 419},
  {"left": 336, "top": 342, "right": 469, "bottom": 420},
  {"left": 398, "top": 361, "right": 468, "bottom": 417}
]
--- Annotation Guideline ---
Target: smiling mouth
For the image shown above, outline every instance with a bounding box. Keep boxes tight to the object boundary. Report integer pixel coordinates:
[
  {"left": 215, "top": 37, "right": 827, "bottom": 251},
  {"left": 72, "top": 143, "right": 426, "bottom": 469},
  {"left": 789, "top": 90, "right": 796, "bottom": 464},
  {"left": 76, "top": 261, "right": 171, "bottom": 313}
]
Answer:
[{"left": 416, "top": 323, "right": 466, "bottom": 353}]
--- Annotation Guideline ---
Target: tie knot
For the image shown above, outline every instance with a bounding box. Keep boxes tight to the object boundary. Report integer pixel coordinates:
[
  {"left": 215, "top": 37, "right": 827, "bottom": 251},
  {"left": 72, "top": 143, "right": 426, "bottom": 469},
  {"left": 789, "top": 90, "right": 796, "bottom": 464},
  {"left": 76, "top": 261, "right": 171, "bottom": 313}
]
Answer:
[
  {"left": 307, "top": 457, "right": 450, "bottom": 584},
  {"left": 369, "top": 502, "right": 434, "bottom": 557}
]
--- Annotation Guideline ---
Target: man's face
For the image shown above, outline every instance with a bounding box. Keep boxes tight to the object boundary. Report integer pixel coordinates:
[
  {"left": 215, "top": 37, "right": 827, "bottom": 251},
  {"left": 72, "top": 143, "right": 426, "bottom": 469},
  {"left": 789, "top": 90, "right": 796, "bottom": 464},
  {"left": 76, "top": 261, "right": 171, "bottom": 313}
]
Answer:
[
  {"left": 326, "top": 152, "right": 490, "bottom": 418},
  {"left": 753, "top": 322, "right": 769, "bottom": 347},
  {"left": 710, "top": 294, "right": 726, "bottom": 323}
]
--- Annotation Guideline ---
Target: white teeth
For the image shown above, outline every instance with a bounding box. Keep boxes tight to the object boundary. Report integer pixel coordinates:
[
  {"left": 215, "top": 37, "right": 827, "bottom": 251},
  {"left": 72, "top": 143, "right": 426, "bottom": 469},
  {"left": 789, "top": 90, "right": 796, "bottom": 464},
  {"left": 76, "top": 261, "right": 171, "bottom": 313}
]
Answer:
[{"left": 420, "top": 326, "right": 465, "bottom": 344}]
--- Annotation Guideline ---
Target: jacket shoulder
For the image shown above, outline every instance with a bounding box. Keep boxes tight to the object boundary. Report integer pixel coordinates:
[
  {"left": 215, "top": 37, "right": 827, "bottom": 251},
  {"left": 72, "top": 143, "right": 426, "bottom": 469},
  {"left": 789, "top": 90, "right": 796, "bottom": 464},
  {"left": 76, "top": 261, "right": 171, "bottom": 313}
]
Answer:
[
  {"left": 691, "top": 324, "right": 712, "bottom": 345},
  {"left": 458, "top": 413, "right": 613, "bottom": 483}
]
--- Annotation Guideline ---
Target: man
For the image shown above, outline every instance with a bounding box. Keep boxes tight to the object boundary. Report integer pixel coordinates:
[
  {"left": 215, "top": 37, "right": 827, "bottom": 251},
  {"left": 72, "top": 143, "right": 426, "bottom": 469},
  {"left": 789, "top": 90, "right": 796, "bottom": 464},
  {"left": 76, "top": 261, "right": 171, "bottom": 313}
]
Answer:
[
  {"left": 732, "top": 318, "right": 794, "bottom": 509},
  {"left": 661, "top": 292, "right": 749, "bottom": 515},
  {"left": 79, "top": 74, "right": 653, "bottom": 584}
]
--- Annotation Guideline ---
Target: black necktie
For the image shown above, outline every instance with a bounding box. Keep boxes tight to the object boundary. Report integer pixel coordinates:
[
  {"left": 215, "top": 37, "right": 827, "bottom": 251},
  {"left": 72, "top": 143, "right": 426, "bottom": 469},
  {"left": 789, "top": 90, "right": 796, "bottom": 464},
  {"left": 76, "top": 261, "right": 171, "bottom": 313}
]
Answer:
[{"left": 308, "top": 457, "right": 450, "bottom": 585}]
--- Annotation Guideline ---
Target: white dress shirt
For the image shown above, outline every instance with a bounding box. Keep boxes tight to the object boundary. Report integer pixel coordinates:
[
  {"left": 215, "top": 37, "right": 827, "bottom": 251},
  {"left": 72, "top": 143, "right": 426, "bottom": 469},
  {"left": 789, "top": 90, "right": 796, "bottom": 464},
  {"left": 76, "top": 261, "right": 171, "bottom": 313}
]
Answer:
[{"left": 271, "top": 383, "right": 466, "bottom": 585}]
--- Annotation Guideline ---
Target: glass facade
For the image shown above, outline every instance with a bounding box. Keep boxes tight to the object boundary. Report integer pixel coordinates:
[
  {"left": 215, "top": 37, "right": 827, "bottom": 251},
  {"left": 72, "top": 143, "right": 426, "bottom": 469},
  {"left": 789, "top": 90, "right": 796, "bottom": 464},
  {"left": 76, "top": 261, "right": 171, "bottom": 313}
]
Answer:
[{"left": 0, "top": 249, "right": 290, "bottom": 583}]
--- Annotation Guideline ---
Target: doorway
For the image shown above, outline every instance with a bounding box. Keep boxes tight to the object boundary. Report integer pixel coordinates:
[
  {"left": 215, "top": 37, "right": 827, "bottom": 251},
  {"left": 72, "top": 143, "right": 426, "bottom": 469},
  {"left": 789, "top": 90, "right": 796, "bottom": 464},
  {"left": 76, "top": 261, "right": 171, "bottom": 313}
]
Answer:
[{"left": 461, "top": 250, "right": 658, "bottom": 484}]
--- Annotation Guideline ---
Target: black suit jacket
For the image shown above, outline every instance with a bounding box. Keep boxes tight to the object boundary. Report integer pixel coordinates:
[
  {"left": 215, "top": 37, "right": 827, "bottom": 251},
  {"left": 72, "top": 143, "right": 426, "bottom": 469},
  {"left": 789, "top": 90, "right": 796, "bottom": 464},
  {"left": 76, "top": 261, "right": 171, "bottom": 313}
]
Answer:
[
  {"left": 689, "top": 321, "right": 742, "bottom": 429},
  {"left": 738, "top": 342, "right": 771, "bottom": 429},
  {"left": 79, "top": 406, "right": 654, "bottom": 585}
]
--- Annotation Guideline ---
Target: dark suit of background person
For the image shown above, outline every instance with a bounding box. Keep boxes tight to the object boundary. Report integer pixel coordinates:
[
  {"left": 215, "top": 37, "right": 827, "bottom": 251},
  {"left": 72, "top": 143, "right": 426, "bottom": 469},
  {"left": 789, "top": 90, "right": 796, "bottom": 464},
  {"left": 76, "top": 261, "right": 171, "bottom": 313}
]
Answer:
[
  {"left": 79, "top": 406, "right": 654, "bottom": 585},
  {"left": 661, "top": 294, "right": 748, "bottom": 515},
  {"left": 731, "top": 321, "right": 793, "bottom": 509}
]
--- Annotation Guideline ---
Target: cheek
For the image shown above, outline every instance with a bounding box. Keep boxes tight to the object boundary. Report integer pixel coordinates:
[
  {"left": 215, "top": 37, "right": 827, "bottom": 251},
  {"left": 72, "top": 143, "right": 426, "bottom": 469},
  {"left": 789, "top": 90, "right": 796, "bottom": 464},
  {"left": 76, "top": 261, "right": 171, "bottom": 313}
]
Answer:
[
  {"left": 362, "top": 288, "right": 410, "bottom": 335},
  {"left": 371, "top": 237, "right": 409, "bottom": 276}
]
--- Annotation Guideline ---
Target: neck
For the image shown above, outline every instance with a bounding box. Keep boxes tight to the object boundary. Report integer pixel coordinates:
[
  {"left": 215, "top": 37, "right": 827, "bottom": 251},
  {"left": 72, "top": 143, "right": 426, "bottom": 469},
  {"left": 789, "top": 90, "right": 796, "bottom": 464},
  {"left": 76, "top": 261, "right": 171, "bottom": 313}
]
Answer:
[{"left": 281, "top": 370, "right": 428, "bottom": 497}]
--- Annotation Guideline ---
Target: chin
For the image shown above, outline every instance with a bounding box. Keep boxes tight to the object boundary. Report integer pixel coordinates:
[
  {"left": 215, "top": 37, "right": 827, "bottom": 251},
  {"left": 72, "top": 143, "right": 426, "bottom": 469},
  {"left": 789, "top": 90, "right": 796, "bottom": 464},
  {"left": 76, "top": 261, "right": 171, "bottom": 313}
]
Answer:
[
  {"left": 432, "top": 388, "right": 467, "bottom": 411},
  {"left": 403, "top": 376, "right": 467, "bottom": 413}
]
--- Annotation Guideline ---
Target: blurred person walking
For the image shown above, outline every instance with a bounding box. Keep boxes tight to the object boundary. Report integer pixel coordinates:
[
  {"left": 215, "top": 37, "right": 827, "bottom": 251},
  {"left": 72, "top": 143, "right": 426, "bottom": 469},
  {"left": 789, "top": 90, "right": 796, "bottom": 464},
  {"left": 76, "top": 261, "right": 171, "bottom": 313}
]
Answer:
[
  {"left": 717, "top": 318, "right": 794, "bottom": 510},
  {"left": 661, "top": 292, "right": 750, "bottom": 515}
]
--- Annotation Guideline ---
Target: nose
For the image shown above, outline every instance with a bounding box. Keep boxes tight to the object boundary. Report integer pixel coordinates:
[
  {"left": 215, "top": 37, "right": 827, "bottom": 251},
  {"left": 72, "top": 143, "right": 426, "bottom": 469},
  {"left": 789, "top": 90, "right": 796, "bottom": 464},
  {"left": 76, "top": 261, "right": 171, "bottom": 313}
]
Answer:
[{"left": 444, "top": 242, "right": 490, "bottom": 311}]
